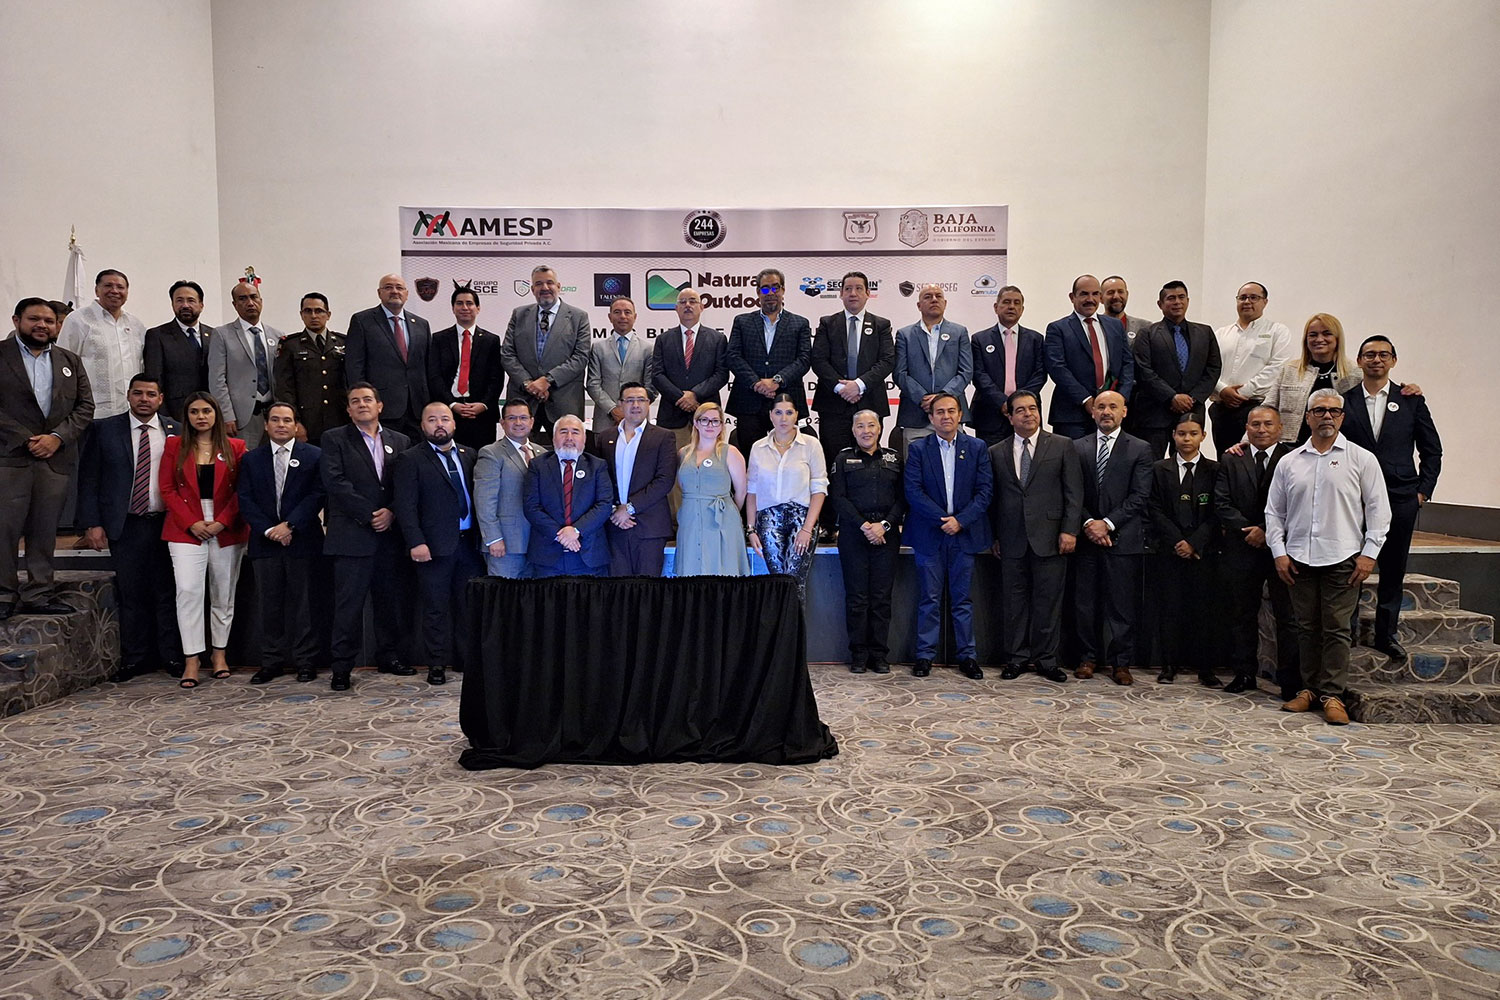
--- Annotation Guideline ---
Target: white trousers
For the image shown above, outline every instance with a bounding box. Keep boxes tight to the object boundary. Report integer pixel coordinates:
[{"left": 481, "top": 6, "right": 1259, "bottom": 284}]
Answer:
[{"left": 168, "top": 500, "right": 246, "bottom": 655}]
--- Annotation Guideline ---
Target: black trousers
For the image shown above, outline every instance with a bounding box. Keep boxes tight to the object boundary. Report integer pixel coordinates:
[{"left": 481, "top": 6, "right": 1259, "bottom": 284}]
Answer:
[
  {"left": 1374, "top": 495, "right": 1420, "bottom": 643},
  {"left": 1221, "top": 541, "right": 1300, "bottom": 691},
  {"left": 976, "top": 427, "right": 1012, "bottom": 449},
  {"left": 837, "top": 529, "right": 899, "bottom": 664},
  {"left": 1209, "top": 399, "right": 1255, "bottom": 455},
  {"left": 1139, "top": 427, "right": 1172, "bottom": 461},
  {"left": 330, "top": 538, "right": 407, "bottom": 675},
  {"left": 1152, "top": 550, "right": 1218, "bottom": 671},
  {"left": 253, "top": 549, "right": 318, "bottom": 673},
  {"left": 732, "top": 409, "right": 773, "bottom": 460},
  {"left": 415, "top": 539, "right": 485, "bottom": 669},
  {"left": 1075, "top": 545, "right": 1141, "bottom": 668},
  {"left": 999, "top": 549, "right": 1067, "bottom": 667},
  {"left": 112, "top": 512, "right": 182, "bottom": 672}
]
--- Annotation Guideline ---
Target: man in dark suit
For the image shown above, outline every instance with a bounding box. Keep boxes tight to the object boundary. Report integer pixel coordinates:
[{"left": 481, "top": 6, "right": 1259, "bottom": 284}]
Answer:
[
  {"left": 1073, "top": 391, "right": 1153, "bottom": 685},
  {"left": 523, "top": 414, "right": 614, "bottom": 577},
  {"left": 649, "top": 288, "right": 729, "bottom": 451},
  {"left": 79, "top": 373, "right": 180, "bottom": 678},
  {"left": 1340, "top": 336, "right": 1442, "bottom": 663},
  {"left": 143, "top": 280, "right": 210, "bottom": 422},
  {"left": 1, "top": 298, "right": 95, "bottom": 619},
  {"left": 988, "top": 389, "right": 1082, "bottom": 682},
  {"left": 1131, "top": 281, "right": 1223, "bottom": 458},
  {"left": 1044, "top": 275, "right": 1135, "bottom": 440},
  {"left": 1215, "top": 405, "right": 1299, "bottom": 695},
  {"left": 320, "top": 382, "right": 416, "bottom": 690},
  {"left": 498, "top": 265, "right": 592, "bottom": 443},
  {"left": 237, "top": 402, "right": 324, "bottom": 685},
  {"left": 344, "top": 274, "right": 431, "bottom": 438},
  {"left": 726, "top": 267, "right": 812, "bottom": 459},
  {"left": 393, "top": 402, "right": 483, "bottom": 686},
  {"left": 274, "top": 292, "right": 348, "bottom": 444},
  {"left": 429, "top": 283, "right": 503, "bottom": 450},
  {"left": 903, "top": 393, "right": 993, "bottom": 680},
  {"left": 598, "top": 383, "right": 678, "bottom": 576},
  {"left": 1147, "top": 414, "right": 1220, "bottom": 686},
  {"left": 970, "top": 285, "right": 1047, "bottom": 447}
]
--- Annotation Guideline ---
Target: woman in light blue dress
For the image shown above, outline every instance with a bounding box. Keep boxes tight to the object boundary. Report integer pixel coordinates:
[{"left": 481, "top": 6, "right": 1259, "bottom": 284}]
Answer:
[{"left": 673, "top": 401, "right": 750, "bottom": 577}]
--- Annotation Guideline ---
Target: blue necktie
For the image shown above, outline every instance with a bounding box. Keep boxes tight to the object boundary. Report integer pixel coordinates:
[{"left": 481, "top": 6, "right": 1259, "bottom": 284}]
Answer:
[
  {"left": 618, "top": 336, "right": 629, "bottom": 366},
  {"left": 441, "top": 449, "right": 470, "bottom": 522},
  {"left": 1174, "top": 325, "right": 1189, "bottom": 372}
]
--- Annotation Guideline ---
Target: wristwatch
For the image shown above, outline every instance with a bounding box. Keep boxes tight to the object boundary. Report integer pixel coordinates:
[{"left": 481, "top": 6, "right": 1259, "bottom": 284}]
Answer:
[
  {"left": 880, "top": 520, "right": 893, "bottom": 533},
  {"left": 772, "top": 374, "right": 783, "bottom": 384},
  {"left": 626, "top": 503, "right": 636, "bottom": 515}
]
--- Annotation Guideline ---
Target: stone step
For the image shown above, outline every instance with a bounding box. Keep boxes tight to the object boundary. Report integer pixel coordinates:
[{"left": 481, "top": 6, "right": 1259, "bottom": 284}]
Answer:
[
  {"left": 1348, "top": 682, "right": 1500, "bottom": 724},
  {"left": 1360, "top": 573, "right": 1461, "bottom": 612},
  {"left": 1348, "top": 642, "right": 1500, "bottom": 686},
  {"left": 1356, "top": 608, "right": 1494, "bottom": 646},
  {"left": 0, "top": 641, "right": 72, "bottom": 718},
  {"left": 0, "top": 570, "right": 118, "bottom": 719}
]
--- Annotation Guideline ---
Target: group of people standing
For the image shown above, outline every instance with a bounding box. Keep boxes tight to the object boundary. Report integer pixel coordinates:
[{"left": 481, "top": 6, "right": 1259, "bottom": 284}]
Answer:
[{"left": 2, "top": 262, "right": 1439, "bottom": 723}]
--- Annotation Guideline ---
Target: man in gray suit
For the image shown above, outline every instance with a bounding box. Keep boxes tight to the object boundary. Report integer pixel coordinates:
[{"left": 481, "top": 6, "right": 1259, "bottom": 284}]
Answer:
[
  {"left": 474, "top": 398, "right": 550, "bottom": 578},
  {"left": 586, "top": 296, "right": 655, "bottom": 435},
  {"left": 893, "top": 284, "right": 971, "bottom": 455},
  {"left": 208, "top": 281, "right": 284, "bottom": 448},
  {"left": 1101, "top": 276, "right": 1154, "bottom": 344},
  {"left": 499, "top": 265, "right": 592, "bottom": 443}
]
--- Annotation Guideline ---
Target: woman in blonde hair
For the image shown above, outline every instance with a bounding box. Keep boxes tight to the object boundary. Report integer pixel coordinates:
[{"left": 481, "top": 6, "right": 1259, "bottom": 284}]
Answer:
[{"left": 672, "top": 401, "right": 750, "bottom": 576}]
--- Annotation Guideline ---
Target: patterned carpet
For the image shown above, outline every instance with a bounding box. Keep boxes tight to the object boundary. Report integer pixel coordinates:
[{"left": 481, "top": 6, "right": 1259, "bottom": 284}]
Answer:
[{"left": 1, "top": 666, "right": 1497, "bottom": 1000}]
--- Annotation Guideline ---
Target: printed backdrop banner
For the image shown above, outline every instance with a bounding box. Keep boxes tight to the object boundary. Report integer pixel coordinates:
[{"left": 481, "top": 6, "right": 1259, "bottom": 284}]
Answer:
[{"left": 399, "top": 205, "right": 1008, "bottom": 426}]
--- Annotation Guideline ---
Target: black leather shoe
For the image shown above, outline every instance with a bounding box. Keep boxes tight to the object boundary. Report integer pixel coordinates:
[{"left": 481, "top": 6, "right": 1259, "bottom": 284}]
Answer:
[
  {"left": 999, "top": 663, "right": 1022, "bottom": 680},
  {"left": 849, "top": 661, "right": 868, "bottom": 674},
  {"left": 1157, "top": 668, "right": 1177, "bottom": 684},
  {"left": 17, "top": 601, "right": 76, "bottom": 615},
  {"left": 427, "top": 666, "right": 447, "bottom": 685},
  {"left": 249, "top": 668, "right": 281, "bottom": 685},
  {"left": 379, "top": 661, "right": 417, "bottom": 676},
  {"left": 295, "top": 667, "right": 316, "bottom": 683},
  {"left": 1374, "top": 637, "right": 1409, "bottom": 663},
  {"left": 870, "top": 659, "right": 890, "bottom": 675},
  {"left": 330, "top": 673, "right": 352, "bottom": 691},
  {"left": 1198, "top": 671, "right": 1222, "bottom": 688},
  {"left": 957, "top": 658, "right": 983, "bottom": 680},
  {"left": 912, "top": 659, "right": 932, "bottom": 677},
  {"left": 1224, "top": 673, "right": 1256, "bottom": 693},
  {"left": 1038, "top": 665, "right": 1068, "bottom": 683}
]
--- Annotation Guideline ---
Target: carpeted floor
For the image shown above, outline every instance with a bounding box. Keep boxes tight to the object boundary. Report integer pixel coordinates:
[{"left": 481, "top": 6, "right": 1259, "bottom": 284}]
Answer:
[{"left": 1, "top": 666, "right": 1497, "bottom": 1000}]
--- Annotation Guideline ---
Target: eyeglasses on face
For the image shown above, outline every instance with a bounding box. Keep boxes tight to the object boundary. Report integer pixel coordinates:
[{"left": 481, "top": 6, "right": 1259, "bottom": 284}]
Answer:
[
  {"left": 1308, "top": 406, "right": 1344, "bottom": 417},
  {"left": 695, "top": 418, "right": 722, "bottom": 426},
  {"left": 1359, "top": 350, "right": 1394, "bottom": 360}
]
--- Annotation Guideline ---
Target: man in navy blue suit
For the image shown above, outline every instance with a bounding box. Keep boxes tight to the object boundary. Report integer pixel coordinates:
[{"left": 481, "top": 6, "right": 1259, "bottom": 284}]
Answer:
[
  {"left": 394, "top": 401, "right": 484, "bottom": 686},
  {"left": 726, "top": 268, "right": 812, "bottom": 459},
  {"left": 78, "top": 373, "right": 182, "bottom": 680},
  {"left": 524, "top": 414, "right": 614, "bottom": 577},
  {"left": 903, "top": 392, "right": 993, "bottom": 680},
  {"left": 1340, "top": 336, "right": 1442, "bottom": 663},
  {"left": 238, "top": 402, "right": 325, "bottom": 685},
  {"left": 970, "top": 285, "right": 1047, "bottom": 447},
  {"left": 1044, "top": 275, "right": 1134, "bottom": 439}
]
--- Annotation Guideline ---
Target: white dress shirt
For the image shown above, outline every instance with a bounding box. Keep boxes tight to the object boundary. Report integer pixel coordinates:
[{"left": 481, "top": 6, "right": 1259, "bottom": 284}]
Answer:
[
  {"left": 843, "top": 310, "right": 868, "bottom": 393},
  {"left": 937, "top": 434, "right": 957, "bottom": 513},
  {"left": 58, "top": 300, "right": 145, "bottom": 418},
  {"left": 1089, "top": 427, "right": 1123, "bottom": 530},
  {"left": 923, "top": 320, "right": 944, "bottom": 370},
  {"left": 748, "top": 432, "right": 828, "bottom": 508},
  {"left": 269, "top": 441, "right": 294, "bottom": 528},
  {"left": 613, "top": 422, "right": 646, "bottom": 505},
  {"left": 1363, "top": 382, "right": 1390, "bottom": 439},
  {"left": 1265, "top": 434, "right": 1391, "bottom": 567},
  {"left": 133, "top": 415, "right": 167, "bottom": 512},
  {"left": 1012, "top": 429, "right": 1037, "bottom": 481},
  {"left": 449, "top": 324, "right": 478, "bottom": 396},
  {"left": 1215, "top": 317, "right": 1295, "bottom": 398}
]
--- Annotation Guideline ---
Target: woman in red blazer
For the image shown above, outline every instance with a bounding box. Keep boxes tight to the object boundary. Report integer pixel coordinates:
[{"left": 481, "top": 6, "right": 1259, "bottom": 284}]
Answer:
[{"left": 160, "top": 391, "right": 249, "bottom": 688}]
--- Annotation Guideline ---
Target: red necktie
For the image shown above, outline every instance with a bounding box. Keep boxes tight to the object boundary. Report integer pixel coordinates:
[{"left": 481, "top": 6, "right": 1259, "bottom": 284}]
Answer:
[
  {"left": 562, "top": 459, "right": 575, "bottom": 523},
  {"left": 457, "top": 328, "right": 472, "bottom": 395},
  {"left": 128, "top": 423, "right": 152, "bottom": 515},
  {"left": 1086, "top": 317, "right": 1105, "bottom": 389},
  {"left": 391, "top": 315, "right": 408, "bottom": 362},
  {"left": 683, "top": 328, "right": 695, "bottom": 369}
]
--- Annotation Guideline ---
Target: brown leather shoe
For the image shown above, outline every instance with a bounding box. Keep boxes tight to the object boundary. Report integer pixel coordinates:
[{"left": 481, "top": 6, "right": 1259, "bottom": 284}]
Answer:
[
  {"left": 1075, "top": 661, "right": 1096, "bottom": 680},
  {"left": 1322, "top": 696, "right": 1350, "bottom": 725},
  {"left": 1281, "top": 689, "right": 1316, "bottom": 713},
  {"left": 1112, "top": 666, "right": 1134, "bottom": 686}
]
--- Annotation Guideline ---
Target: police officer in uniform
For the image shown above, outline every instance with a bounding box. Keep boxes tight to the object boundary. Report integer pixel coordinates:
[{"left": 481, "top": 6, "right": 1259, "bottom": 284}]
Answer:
[
  {"left": 274, "top": 292, "right": 348, "bottom": 443},
  {"left": 827, "top": 409, "right": 904, "bottom": 674}
]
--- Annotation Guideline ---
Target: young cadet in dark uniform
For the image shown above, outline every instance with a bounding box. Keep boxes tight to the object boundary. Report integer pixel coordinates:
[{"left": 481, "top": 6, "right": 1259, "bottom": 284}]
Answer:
[
  {"left": 274, "top": 293, "right": 348, "bottom": 444},
  {"left": 1147, "top": 413, "right": 1220, "bottom": 686},
  {"left": 827, "top": 409, "right": 904, "bottom": 674}
]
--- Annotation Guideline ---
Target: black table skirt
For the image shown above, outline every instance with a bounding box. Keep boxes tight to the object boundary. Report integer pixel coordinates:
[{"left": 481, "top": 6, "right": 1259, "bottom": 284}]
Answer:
[{"left": 458, "top": 575, "right": 839, "bottom": 770}]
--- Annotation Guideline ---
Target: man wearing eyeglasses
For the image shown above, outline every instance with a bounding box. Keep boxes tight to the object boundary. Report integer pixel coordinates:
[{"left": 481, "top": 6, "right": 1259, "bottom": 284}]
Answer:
[
  {"left": 1209, "top": 282, "right": 1295, "bottom": 454},
  {"left": 726, "top": 268, "right": 811, "bottom": 459},
  {"left": 1265, "top": 389, "right": 1391, "bottom": 725},
  {"left": 1339, "top": 336, "right": 1441, "bottom": 664}
]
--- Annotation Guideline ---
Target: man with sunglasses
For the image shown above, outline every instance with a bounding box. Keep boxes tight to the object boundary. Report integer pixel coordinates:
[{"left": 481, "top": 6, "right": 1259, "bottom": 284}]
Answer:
[
  {"left": 726, "top": 268, "right": 811, "bottom": 459},
  {"left": 1265, "top": 389, "right": 1390, "bottom": 725}
]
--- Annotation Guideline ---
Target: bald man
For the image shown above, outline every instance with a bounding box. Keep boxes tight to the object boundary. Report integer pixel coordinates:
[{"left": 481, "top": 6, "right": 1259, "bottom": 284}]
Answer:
[
  {"left": 345, "top": 273, "right": 432, "bottom": 437},
  {"left": 207, "top": 281, "right": 285, "bottom": 448}
]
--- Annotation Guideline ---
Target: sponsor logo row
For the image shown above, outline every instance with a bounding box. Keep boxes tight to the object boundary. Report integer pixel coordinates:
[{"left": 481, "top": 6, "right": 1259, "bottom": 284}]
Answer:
[{"left": 409, "top": 271, "right": 999, "bottom": 306}]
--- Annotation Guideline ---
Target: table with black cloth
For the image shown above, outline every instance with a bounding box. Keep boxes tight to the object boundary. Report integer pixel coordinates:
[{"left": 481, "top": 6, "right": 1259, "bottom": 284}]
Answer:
[{"left": 459, "top": 575, "right": 839, "bottom": 770}]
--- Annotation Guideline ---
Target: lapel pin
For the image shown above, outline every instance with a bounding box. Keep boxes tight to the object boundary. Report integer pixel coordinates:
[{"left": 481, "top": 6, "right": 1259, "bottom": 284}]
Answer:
[
  {"left": 575, "top": 469, "right": 586, "bottom": 479},
  {"left": 703, "top": 459, "right": 714, "bottom": 467},
  {"left": 289, "top": 458, "right": 300, "bottom": 468},
  {"left": 1387, "top": 401, "right": 1399, "bottom": 412},
  {"left": 940, "top": 333, "right": 950, "bottom": 341},
  {"left": 985, "top": 344, "right": 995, "bottom": 353},
  {"left": 384, "top": 445, "right": 394, "bottom": 454},
  {"left": 62, "top": 366, "right": 73, "bottom": 377}
]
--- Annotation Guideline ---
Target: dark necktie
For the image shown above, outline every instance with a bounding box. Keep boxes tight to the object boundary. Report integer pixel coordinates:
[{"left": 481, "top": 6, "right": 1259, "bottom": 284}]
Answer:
[
  {"left": 847, "top": 315, "right": 860, "bottom": 379},
  {"left": 562, "top": 459, "right": 575, "bottom": 523},
  {"left": 391, "top": 315, "right": 408, "bottom": 362},
  {"left": 536, "top": 308, "right": 551, "bottom": 358},
  {"left": 1174, "top": 325, "right": 1189, "bottom": 372},
  {"left": 1096, "top": 434, "right": 1111, "bottom": 492},
  {"left": 1086, "top": 317, "right": 1105, "bottom": 389},
  {"left": 186, "top": 327, "right": 200, "bottom": 352},
  {"left": 441, "top": 448, "right": 470, "bottom": 522},
  {"left": 1255, "top": 449, "right": 1268, "bottom": 486},
  {"left": 249, "top": 326, "right": 269, "bottom": 396},
  {"left": 1020, "top": 436, "right": 1033, "bottom": 486},
  {"left": 128, "top": 424, "right": 152, "bottom": 515},
  {"left": 1179, "top": 461, "right": 1197, "bottom": 525}
]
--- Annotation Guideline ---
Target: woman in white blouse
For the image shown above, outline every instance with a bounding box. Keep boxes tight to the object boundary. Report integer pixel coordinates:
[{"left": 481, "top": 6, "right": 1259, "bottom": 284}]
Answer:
[{"left": 744, "top": 393, "right": 827, "bottom": 599}]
